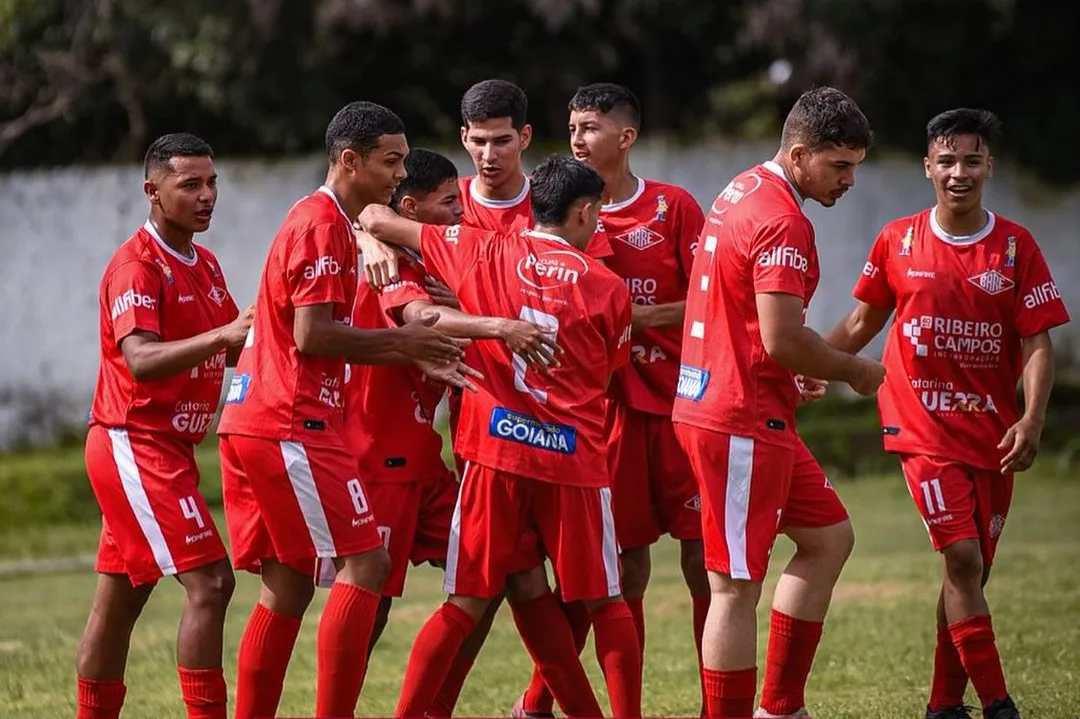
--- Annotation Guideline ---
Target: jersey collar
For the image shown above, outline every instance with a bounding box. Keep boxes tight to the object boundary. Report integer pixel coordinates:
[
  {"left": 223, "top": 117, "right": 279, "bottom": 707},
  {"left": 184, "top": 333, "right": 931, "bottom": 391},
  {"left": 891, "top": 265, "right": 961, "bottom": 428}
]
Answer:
[
  {"left": 143, "top": 220, "right": 198, "bottom": 267},
  {"left": 470, "top": 175, "right": 530, "bottom": 209},
  {"left": 762, "top": 160, "right": 806, "bottom": 209},
  {"left": 317, "top": 185, "right": 352, "bottom": 222},
  {"left": 524, "top": 229, "right": 572, "bottom": 247}
]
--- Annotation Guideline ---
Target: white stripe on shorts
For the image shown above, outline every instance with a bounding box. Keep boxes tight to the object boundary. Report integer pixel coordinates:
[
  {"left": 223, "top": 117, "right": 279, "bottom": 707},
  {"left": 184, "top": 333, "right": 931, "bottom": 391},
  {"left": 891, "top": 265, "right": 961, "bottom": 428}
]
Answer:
[
  {"left": 598, "top": 486, "right": 620, "bottom": 597},
  {"left": 279, "top": 441, "right": 337, "bottom": 558},
  {"left": 442, "top": 461, "right": 469, "bottom": 595},
  {"left": 107, "top": 428, "right": 177, "bottom": 575},
  {"left": 724, "top": 435, "right": 755, "bottom": 580}
]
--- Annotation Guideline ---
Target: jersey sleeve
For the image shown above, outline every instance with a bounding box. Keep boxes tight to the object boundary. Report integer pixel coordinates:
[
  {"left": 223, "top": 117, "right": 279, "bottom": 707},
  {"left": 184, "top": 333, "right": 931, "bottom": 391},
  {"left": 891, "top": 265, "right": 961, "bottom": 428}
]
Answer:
[
  {"left": 106, "top": 260, "right": 163, "bottom": 344},
  {"left": 1014, "top": 233, "right": 1071, "bottom": 337},
  {"left": 607, "top": 283, "right": 633, "bottom": 373},
  {"left": 417, "top": 223, "right": 485, "bottom": 293},
  {"left": 750, "top": 214, "right": 815, "bottom": 297},
  {"left": 377, "top": 259, "right": 433, "bottom": 326},
  {"left": 674, "top": 192, "right": 706, "bottom": 278},
  {"left": 852, "top": 228, "right": 896, "bottom": 308},
  {"left": 586, "top": 221, "right": 614, "bottom": 261},
  {"left": 287, "top": 222, "right": 349, "bottom": 307}
]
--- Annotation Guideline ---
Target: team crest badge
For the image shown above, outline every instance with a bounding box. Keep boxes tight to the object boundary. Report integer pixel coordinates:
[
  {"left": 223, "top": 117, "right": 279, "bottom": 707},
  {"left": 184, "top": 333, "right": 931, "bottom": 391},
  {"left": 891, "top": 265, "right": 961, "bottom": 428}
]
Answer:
[
  {"left": 154, "top": 257, "right": 174, "bottom": 285},
  {"left": 655, "top": 194, "right": 668, "bottom": 222},
  {"left": 899, "top": 226, "right": 913, "bottom": 256},
  {"left": 1004, "top": 236, "right": 1016, "bottom": 268}
]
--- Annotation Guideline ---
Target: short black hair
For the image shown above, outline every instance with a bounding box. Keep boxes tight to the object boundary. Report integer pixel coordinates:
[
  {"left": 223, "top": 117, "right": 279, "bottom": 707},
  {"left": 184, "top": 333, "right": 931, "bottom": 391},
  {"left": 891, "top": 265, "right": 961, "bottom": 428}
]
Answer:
[
  {"left": 143, "top": 133, "right": 213, "bottom": 179},
  {"left": 529, "top": 155, "right": 605, "bottom": 225},
  {"left": 390, "top": 148, "right": 459, "bottom": 212},
  {"left": 568, "top": 82, "right": 641, "bottom": 129},
  {"left": 926, "top": 108, "right": 1002, "bottom": 152},
  {"left": 461, "top": 79, "right": 528, "bottom": 130},
  {"left": 781, "top": 86, "right": 873, "bottom": 152},
  {"left": 325, "top": 101, "right": 406, "bottom": 162}
]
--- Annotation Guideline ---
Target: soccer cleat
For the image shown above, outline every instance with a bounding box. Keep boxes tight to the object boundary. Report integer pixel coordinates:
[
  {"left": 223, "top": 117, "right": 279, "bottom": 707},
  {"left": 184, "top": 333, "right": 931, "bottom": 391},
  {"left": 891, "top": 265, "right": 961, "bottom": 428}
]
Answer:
[
  {"left": 925, "top": 705, "right": 976, "bottom": 719},
  {"left": 753, "top": 708, "right": 810, "bottom": 718},
  {"left": 511, "top": 693, "right": 555, "bottom": 719},
  {"left": 982, "top": 696, "right": 1022, "bottom": 719}
]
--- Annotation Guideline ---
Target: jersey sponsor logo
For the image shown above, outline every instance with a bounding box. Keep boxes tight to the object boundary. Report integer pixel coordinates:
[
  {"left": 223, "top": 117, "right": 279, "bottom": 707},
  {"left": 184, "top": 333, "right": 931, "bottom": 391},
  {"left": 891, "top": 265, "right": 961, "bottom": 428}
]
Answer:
[
  {"left": 989, "top": 513, "right": 1006, "bottom": 537},
  {"left": 684, "top": 494, "right": 701, "bottom": 512},
  {"left": 318, "top": 375, "right": 344, "bottom": 409},
  {"left": 757, "top": 245, "right": 809, "bottom": 272},
  {"left": 618, "top": 323, "right": 632, "bottom": 347},
  {"left": 631, "top": 344, "right": 668, "bottom": 364},
  {"left": 208, "top": 286, "right": 228, "bottom": 305},
  {"left": 711, "top": 174, "right": 762, "bottom": 213},
  {"left": 489, "top": 407, "right": 577, "bottom": 454},
  {"left": 899, "top": 226, "right": 914, "bottom": 256},
  {"left": 862, "top": 261, "right": 880, "bottom": 279},
  {"left": 676, "top": 364, "right": 710, "bottom": 401},
  {"left": 967, "top": 269, "right": 1014, "bottom": 296},
  {"left": 906, "top": 268, "right": 936, "bottom": 279},
  {"left": 902, "top": 315, "right": 1003, "bottom": 361},
  {"left": 172, "top": 400, "right": 216, "bottom": 434},
  {"left": 1023, "top": 281, "right": 1061, "bottom": 309},
  {"left": 382, "top": 279, "right": 423, "bottom": 294},
  {"left": 304, "top": 255, "right": 342, "bottom": 280},
  {"left": 179, "top": 294, "right": 196, "bottom": 303},
  {"left": 225, "top": 373, "right": 252, "bottom": 403},
  {"left": 190, "top": 351, "right": 227, "bottom": 380},
  {"left": 615, "top": 227, "right": 664, "bottom": 251},
  {"left": 625, "top": 276, "right": 659, "bottom": 304},
  {"left": 516, "top": 250, "right": 589, "bottom": 290},
  {"left": 111, "top": 289, "right": 156, "bottom": 320},
  {"left": 443, "top": 225, "right": 461, "bottom": 245},
  {"left": 911, "top": 378, "right": 998, "bottom": 413}
]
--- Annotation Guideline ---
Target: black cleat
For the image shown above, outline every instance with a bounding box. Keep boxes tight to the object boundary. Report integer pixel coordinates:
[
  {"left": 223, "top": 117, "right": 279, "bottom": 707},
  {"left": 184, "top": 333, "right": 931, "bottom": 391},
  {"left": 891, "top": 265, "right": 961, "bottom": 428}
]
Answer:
[
  {"left": 982, "top": 696, "right": 1022, "bottom": 719},
  {"left": 925, "top": 705, "right": 976, "bottom": 719}
]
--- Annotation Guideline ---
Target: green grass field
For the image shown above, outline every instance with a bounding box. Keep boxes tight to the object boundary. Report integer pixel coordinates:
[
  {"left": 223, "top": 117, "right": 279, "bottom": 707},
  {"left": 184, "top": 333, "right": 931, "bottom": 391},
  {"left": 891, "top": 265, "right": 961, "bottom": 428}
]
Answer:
[{"left": 1, "top": 467, "right": 1078, "bottom": 718}]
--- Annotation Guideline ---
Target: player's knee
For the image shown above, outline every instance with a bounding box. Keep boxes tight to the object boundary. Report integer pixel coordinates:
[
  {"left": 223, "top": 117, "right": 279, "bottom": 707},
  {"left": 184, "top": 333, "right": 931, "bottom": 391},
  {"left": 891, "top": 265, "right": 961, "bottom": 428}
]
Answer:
[
  {"left": 183, "top": 562, "right": 235, "bottom": 614},
  {"left": 789, "top": 520, "right": 855, "bottom": 568},
  {"left": 942, "top": 539, "right": 984, "bottom": 585},
  {"left": 505, "top": 564, "right": 549, "bottom": 603},
  {"left": 340, "top": 546, "right": 392, "bottom": 592},
  {"left": 708, "top": 571, "right": 762, "bottom": 608},
  {"left": 679, "top": 539, "right": 709, "bottom": 591}
]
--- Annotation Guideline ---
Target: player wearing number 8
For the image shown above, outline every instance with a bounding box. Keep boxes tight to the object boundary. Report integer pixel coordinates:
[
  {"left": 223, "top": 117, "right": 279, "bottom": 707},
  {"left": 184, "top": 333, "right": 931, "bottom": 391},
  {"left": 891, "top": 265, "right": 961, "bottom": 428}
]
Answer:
[{"left": 358, "top": 155, "right": 643, "bottom": 718}]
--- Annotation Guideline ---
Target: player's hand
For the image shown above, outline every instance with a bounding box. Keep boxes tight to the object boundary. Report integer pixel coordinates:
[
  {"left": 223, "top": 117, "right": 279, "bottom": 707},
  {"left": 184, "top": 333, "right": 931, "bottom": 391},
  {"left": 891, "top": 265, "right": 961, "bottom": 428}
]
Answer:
[
  {"left": 397, "top": 314, "right": 469, "bottom": 364},
  {"left": 221, "top": 305, "right": 254, "bottom": 347},
  {"left": 424, "top": 276, "right": 461, "bottom": 310},
  {"left": 500, "top": 319, "right": 562, "bottom": 374},
  {"left": 848, "top": 356, "right": 886, "bottom": 396},
  {"left": 997, "top": 416, "right": 1043, "bottom": 474},
  {"left": 796, "top": 375, "right": 829, "bottom": 405},
  {"left": 355, "top": 227, "right": 400, "bottom": 288},
  {"left": 415, "top": 358, "right": 484, "bottom": 393}
]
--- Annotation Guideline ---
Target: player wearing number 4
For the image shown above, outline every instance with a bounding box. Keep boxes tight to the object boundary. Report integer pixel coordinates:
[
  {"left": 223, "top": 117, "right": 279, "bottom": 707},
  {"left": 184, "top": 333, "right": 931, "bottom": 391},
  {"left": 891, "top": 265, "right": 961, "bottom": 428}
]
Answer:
[
  {"left": 825, "top": 109, "right": 1070, "bottom": 719},
  {"left": 358, "top": 155, "right": 643, "bottom": 718},
  {"left": 78, "top": 133, "right": 252, "bottom": 719},
  {"left": 216, "top": 102, "right": 478, "bottom": 719}
]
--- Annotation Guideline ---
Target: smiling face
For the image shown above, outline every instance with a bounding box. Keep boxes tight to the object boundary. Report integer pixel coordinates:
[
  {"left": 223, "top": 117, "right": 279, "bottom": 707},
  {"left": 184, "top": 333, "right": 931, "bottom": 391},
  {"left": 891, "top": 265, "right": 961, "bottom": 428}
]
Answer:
[
  {"left": 925, "top": 132, "right": 992, "bottom": 215},
  {"left": 144, "top": 155, "right": 218, "bottom": 233}
]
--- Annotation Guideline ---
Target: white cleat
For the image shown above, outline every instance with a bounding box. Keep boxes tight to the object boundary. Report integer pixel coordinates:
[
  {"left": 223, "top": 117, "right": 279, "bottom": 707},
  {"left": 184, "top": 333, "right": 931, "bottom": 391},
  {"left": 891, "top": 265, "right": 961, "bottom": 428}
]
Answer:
[{"left": 753, "top": 708, "right": 810, "bottom": 718}]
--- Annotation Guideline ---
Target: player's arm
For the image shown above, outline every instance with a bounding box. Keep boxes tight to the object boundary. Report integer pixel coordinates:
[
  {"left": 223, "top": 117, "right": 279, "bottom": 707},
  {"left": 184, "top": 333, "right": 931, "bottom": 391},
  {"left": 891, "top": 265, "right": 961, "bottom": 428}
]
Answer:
[
  {"left": 998, "top": 330, "right": 1055, "bottom": 474},
  {"left": 122, "top": 309, "right": 252, "bottom": 382},
  {"left": 357, "top": 203, "right": 422, "bottom": 253},
  {"left": 824, "top": 301, "right": 894, "bottom": 353},
  {"left": 631, "top": 301, "right": 685, "bottom": 330}
]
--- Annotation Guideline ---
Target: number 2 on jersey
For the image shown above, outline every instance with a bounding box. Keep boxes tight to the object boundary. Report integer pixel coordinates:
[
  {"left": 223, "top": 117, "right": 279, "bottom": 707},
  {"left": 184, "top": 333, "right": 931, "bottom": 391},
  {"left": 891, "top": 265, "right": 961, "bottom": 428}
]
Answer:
[{"left": 513, "top": 306, "right": 559, "bottom": 404}]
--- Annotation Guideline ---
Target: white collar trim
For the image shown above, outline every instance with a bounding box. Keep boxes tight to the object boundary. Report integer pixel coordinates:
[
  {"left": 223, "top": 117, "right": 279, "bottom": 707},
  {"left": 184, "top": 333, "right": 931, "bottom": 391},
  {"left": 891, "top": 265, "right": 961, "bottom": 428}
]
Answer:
[
  {"left": 317, "top": 185, "right": 352, "bottom": 222},
  {"left": 762, "top": 160, "right": 806, "bottom": 208},
  {"left": 524, "top": 229, "right": 571, "bottom": 247},
  {"left": 601, "top": 175, "right": 646, "bottom": 213},
  {"left": 143, "top": 220, "right": 198, "bottom": 267},
  {"left": 930, "top": 207, "right": 996, "bottom": 245},
  {"left": 470, "top": 175, "right": 530, "bottom": 209}
]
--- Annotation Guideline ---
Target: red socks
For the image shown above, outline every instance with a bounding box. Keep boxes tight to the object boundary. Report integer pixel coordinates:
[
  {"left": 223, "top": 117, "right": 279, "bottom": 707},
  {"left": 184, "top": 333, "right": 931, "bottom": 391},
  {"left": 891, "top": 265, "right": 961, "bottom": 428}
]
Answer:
[
  {"left": 177, "top": 667, "right": 227, "bottom": 719},
  {"left": 692, "top": 593, "right": 710, "bottom": 710},
  {"left": 396, "top": 602, "right": 476, "bottom": 717},
  {"left": 234, "top": 602, "right": 303, "bottom": 719},
  {"left": 315, "top": 582, "right": 382, "bottom": 717},
  {"left": 702, "top": 667, "right": 756, "bottom": 718},
  {"left": 427, "top": 653, "right": 476, "bottom": 718},
  {"left": 522, "top": 597, "right": 592, "bottom": 715},
  {"left": 76, "top": 677, "right": 126, "bottom": 719},
  {"left": 511, "top": 591, "right": 603, "bottom": 717},
  {"left": 950, "top": 614, "right": 1007, "bottom": 709},
  {"left": 626, "top": 596, "right": 646, "bottom": 656},
  {"left": 930, "top": 624, "right": 969, "bottom": 711},
  {"left": 759, "top": 610, "right": 823, "bottom": 716},
  {"left": 590, "top": 601, "right": 643, "bottom": 718}
]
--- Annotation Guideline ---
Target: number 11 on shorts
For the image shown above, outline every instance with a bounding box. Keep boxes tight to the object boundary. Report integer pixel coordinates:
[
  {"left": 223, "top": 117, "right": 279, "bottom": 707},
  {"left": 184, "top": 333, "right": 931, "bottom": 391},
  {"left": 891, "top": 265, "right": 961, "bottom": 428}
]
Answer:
[{"left": 921, "top": 478, "right": 947, "bottom": 515}]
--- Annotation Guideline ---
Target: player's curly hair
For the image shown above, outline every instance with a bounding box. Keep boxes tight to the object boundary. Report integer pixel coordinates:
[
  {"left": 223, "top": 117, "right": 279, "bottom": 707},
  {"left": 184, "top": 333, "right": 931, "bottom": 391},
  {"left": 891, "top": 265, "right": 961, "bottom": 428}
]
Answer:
[
  {"left": 390, "top": 148, "right": 459, "bottom": 212},
  {"left": 926, "top": 108, "right": 1002, "bottom": 151},
  {"left": 781, "top": 86, "right": 873, "bottom": 152},
  {"left": 143, "top": 133, "right": 213, "bottom": 179},
  {"left": 461, "top": 79, "right": 528, "bottom": 130},
  {"left": 325, "top": 101, "right": 406, "bottom": 162},
  {"left": 568, "top": 82, "right": 641, "bottom": 129},
  {"left": 529, "top": 154, "right": 604, "bottom": 225}
]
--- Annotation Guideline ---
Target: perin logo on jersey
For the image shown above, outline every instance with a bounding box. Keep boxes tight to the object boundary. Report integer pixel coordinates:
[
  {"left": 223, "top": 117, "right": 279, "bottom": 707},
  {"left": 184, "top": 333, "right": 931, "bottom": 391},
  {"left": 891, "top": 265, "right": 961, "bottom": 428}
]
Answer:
[
  {"left": 154, "top": 257, "right": 175, "bottom": 285},
  {"left": 1004, "top": 236, "right": 1016, "bottom": 268},
  {"left": 655, "top": 194, "right": 668, "bottom": 222},
  {"left": 515, "top": 250, "right": 589, "bottom": 290},
  {"left": 489, "top": 407, "right": 577, "bottom": 455},
  {"left": 899, "top": 226, "right": 914, "bottom": 256}
]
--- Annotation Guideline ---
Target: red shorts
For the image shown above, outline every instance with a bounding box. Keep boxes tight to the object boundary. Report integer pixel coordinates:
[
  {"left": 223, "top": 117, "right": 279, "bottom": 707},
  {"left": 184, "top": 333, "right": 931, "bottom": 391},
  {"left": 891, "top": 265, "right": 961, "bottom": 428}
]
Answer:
[
  {"left": 673, "top": 425, "right": 849, "bottom": 582},
  {"left": 444, "top": 462, "right": 620, "bottom": 602},
  {"left": 85, "top": 426, "right": 226, "bottom": 586},
  {"left": 900, "top": 454, "right": 1013, "bottom": 568},
  {"left": 219, "top": 434, "right": 383, "bottom": 576},
  {"left": 608, "top": 403, "right": 702, "bottom": 549}
]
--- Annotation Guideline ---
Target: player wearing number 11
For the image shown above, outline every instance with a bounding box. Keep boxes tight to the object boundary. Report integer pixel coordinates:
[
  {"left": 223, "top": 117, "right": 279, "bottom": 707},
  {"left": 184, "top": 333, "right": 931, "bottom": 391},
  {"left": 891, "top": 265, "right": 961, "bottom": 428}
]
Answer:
[{"left": 358, "top": 155, "right": 643, "bottom": 719}]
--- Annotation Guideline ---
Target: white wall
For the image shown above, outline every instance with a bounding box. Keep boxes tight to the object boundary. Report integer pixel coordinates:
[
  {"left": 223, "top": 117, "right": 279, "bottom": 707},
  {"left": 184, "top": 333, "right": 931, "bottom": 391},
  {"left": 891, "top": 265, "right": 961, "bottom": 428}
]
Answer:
[{"left": 1, "top": 139, "right": 1076, "bottom": 447}]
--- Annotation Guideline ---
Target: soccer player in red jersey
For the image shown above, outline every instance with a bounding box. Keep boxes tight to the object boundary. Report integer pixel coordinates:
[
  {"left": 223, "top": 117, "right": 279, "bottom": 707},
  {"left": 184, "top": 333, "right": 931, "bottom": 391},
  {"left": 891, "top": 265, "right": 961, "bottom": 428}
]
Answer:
[
  {"left": 825, "top": 109, "right": 1069, "bottom": 719},
  {"left": 673, "top": 87, "right": 885, "bottom": 718},
  {"left": 515, "top": 82, "right": 710, "bottom": 718},
  {"left": 357, "top": 155, "right": 643, "bottom": 718},
  {"left": 341, "top": 148, "right": 558, "bottom": 717},
  {"left": 77, "top": 133, "right": 253, "bottom": 719},
  {"left": 216, "top": 102, "right": 477, "bottom": 719}
]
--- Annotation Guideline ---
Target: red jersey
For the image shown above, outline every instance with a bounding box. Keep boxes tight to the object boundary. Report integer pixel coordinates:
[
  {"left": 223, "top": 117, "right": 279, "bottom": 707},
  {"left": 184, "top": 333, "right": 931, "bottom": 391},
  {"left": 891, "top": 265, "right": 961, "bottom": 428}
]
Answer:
[
  {"left": 458, "top": 175, "right": 614, "bottom": 260},
  {"left": 673, "top": 162, "right": 819, "bottom": 447},
  {"left": 90, "top": 222, "right": 239, "bottom": 443},
  {"left": 342, "top": 253, "right": 448, "bottom": 482},
  {"left": 854, "top": 208, "right": 1070, "bottom": 470},
  {"left": 418, "top": 223, "right": 633, "bottom": 486},
  {"left": 601, "top": 177, "right": 705, "bottom": 415},
  {"left": 218, "top": 187, "right": 359, "bottom": 446}
]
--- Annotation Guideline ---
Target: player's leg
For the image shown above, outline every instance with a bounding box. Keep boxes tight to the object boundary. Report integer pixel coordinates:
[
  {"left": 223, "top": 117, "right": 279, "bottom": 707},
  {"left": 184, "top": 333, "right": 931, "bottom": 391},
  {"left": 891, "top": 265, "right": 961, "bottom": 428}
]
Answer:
[
  {"left": 675, "top": 424, "right": 794, "bottom": 719},
  {"left": 395, "top": 462, "right": 517, "bottom": 718},
  {"left": 755, "top": 440, "right": 853, "bottom": 718},
  {"left": 928, "top": 586, "right": 971, "bottom": 718},
  {"left": 219, "top": 435, "right": 311, "bottom": 719}
]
